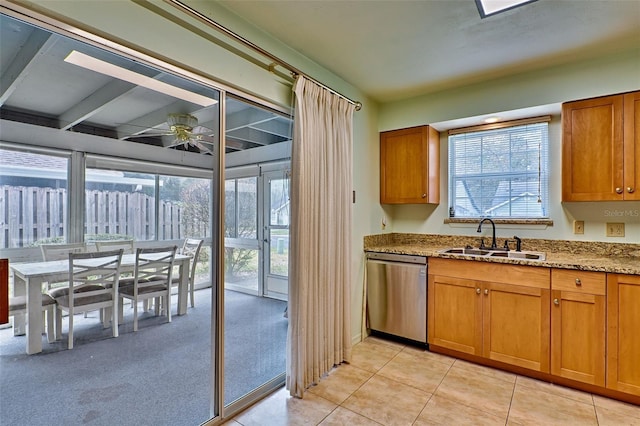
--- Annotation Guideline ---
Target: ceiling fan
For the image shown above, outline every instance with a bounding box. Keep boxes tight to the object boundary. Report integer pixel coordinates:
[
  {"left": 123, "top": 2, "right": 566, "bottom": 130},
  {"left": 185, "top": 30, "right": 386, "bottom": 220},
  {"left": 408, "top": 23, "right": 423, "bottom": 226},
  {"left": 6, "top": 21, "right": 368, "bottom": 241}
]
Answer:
[{"left": 125, "top": 113, "right": 216, "bottom": 154}]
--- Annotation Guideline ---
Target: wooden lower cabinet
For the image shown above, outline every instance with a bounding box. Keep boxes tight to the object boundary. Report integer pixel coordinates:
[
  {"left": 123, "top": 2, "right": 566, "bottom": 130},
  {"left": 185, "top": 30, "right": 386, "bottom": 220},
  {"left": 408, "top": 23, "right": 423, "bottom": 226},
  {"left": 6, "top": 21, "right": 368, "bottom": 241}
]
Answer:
[
  {"left": 483, "top": 281, "right": 550, "bottom": 372},
  {"left": 428, "top": 258, "right": 550, "bottom": 373},
  {"left": 607, "top": 273, "right": 640, "bottom": 396},
  {"left": 551, "top": 269, "right": 606, "bottom": 386},
  {"left": 428, "top": 274, "right": 482, "bottom": 355}
]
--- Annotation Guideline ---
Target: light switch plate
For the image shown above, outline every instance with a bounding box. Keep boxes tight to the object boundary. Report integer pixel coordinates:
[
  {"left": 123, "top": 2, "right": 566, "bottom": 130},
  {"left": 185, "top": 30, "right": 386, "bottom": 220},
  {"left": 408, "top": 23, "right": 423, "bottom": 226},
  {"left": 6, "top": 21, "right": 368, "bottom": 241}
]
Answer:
[
  {"left": 573, "top": 220, "right": 584, "bottom": 234},
  {"left": 606, "top": 222, "right": 625, "bottom": 237}
]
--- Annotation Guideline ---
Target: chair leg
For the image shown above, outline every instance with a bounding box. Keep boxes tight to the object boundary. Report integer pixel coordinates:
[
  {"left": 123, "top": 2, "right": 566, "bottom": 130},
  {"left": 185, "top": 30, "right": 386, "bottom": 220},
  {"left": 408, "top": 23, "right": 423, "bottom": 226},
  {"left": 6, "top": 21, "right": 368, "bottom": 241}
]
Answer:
[
  {"left": 133, "top": 298, "right": 138, "bottom": 332},
  {"left": 68, "top": 311, "right": 74, "bottom": 350},
  {"left": 166, "top": 295, "right": 171, "bottom": 323},
  {"left": 46, "top": 307, "right": 55, "bottom": 343},
  {"left": 118, "top": 298, "right": 124, "bottom": 325},
  {"left": 112, "top": 304, "right": 118, "bottom": 338},
  {"left": 103, "top": 308, "right": 111, "bottom": 328},
  {"left": 55, "top": 308, "right": 62, "bottom": 341},
  {"left": 190, "top": 279, "right": 195, "bottom": 308}
]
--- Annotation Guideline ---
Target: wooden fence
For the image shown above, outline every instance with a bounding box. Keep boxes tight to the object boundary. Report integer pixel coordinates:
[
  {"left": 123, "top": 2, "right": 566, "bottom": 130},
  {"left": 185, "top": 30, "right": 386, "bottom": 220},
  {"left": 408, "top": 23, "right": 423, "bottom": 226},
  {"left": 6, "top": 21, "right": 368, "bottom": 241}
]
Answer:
[{"left": 0, "top": 186, "right": 190, "bottom": 249}]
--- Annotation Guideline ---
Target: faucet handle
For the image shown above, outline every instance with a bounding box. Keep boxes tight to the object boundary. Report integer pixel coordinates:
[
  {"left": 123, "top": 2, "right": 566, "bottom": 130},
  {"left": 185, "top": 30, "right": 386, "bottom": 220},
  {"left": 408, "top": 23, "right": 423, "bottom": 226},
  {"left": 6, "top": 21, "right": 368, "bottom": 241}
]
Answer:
[
  {"left": 513, "top": 235, "right": 522, "bottom": 252},
  {"left": 478, "top": 238, "right": 486, "bottom": 249},
  {"left": 503, "top": 240, "right": 512, "bottom": 251}
]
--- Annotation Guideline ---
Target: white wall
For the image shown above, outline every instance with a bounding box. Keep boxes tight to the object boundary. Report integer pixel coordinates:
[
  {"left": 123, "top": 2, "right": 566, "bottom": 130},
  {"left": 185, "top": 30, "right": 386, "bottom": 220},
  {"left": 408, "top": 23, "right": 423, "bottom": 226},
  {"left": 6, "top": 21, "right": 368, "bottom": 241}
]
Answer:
[
  {"left": 8, "top": 0, "right": 382, "bottom": 342},
  {"left": 378, "top": 48, "right": 640, "bottom": 244}
]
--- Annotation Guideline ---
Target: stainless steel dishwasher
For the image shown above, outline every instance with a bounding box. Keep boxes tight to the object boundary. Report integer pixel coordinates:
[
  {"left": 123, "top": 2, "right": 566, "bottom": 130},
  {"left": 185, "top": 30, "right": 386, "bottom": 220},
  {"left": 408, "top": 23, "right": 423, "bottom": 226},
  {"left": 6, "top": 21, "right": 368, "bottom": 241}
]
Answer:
[{"left": 366, "top": 252, "right": 427, "bottom": 343}]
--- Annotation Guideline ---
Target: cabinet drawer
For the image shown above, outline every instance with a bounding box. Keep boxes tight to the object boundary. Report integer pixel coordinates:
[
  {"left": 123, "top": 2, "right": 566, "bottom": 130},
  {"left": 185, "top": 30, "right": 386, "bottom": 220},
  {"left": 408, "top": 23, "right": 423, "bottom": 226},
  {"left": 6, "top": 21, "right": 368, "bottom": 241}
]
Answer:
[{"left": 551, "top": 269, "right": 606, "bottom": 295}]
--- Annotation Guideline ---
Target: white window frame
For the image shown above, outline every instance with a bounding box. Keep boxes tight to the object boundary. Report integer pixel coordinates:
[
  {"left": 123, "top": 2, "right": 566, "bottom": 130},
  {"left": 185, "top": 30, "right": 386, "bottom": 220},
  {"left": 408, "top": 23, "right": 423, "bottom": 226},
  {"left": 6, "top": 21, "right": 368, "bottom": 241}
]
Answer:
[{"left": 447, "top": 117, "right": 550, "bottom": 220}]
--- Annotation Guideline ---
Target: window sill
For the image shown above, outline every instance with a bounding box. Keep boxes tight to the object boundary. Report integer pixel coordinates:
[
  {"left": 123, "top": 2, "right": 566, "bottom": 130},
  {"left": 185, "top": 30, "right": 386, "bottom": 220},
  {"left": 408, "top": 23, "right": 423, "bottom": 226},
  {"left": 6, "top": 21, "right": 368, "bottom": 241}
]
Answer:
[{"left": 444, "top": 218, "right": 554, "bottom": 226}]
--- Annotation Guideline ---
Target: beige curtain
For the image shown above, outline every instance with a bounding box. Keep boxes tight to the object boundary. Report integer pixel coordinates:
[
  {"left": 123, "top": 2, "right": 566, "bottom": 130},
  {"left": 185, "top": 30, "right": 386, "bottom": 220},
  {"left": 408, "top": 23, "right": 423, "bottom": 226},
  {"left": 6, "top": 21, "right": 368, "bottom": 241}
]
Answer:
[{"left": 286, "top": 76, "right": 355, "bottom": 398}]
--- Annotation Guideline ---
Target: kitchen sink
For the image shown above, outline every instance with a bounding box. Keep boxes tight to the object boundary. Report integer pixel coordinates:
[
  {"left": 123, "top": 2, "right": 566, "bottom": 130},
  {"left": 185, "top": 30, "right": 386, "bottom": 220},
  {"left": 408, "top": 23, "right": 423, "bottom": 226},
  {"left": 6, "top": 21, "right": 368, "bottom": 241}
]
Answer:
[{"left": 438, "top": 247, "right": 546, "bottom": 261}]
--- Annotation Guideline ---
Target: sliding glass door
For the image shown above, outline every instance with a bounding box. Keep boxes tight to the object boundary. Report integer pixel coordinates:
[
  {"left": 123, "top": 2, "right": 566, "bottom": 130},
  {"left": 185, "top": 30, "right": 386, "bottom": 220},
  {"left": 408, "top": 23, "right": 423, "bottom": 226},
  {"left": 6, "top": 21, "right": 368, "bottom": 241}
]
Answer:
[{"left": 223, "top": 98, "right": 291, "bottom": 409}]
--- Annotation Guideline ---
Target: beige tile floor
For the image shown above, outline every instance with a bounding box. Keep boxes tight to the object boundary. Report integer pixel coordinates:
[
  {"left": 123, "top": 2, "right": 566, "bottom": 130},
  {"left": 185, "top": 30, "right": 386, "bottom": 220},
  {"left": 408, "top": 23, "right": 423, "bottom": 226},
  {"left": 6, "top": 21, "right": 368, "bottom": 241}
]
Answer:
[{"left": 227, "top": 336, "right": 640, "bottom": 426}]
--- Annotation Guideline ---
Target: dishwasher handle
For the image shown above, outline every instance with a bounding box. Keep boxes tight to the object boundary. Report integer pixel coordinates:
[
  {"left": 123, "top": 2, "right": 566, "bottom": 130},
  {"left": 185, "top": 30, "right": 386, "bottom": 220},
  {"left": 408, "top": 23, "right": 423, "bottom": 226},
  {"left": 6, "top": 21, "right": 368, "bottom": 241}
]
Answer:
[{"left": 366, "top": 251, "right": 427, "bottom": 265}]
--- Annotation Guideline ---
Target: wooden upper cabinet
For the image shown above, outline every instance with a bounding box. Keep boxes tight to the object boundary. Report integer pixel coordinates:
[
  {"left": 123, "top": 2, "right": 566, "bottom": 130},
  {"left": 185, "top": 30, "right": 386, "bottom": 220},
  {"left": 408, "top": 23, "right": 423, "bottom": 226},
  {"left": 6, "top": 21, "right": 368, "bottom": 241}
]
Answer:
[
  {"left": 380, "top": 125, "right": 440, "bottom": 204},
  {"left": 623, "top": 91, "right": 640, "bottom": 201},
  {"left": 562, "top": 91, "right": 639, "bottom": 201}
]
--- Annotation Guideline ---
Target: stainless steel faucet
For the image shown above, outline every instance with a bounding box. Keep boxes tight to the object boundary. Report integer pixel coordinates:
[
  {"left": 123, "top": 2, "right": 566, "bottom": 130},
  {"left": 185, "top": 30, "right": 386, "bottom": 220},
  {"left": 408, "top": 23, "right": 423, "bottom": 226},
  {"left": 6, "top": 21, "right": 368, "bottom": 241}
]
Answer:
[{"left": 477, "top": 218, "right": 497, "bottom": 249}]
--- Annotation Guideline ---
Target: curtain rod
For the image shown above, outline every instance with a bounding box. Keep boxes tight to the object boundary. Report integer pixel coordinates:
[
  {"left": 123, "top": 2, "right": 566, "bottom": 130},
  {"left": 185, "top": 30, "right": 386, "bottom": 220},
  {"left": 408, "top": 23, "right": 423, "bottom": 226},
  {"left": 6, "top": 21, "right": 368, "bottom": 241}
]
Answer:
[{"left": 164, "top": 0, "right": 362, "bottom": 111}]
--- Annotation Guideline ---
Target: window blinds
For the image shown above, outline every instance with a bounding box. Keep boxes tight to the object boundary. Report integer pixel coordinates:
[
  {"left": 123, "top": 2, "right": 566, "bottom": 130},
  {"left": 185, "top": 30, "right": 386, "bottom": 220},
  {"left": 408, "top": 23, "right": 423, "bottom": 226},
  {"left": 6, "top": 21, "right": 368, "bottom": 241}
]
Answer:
[{"left": 448, "top": 122, "right": 549, "bottom": 218}]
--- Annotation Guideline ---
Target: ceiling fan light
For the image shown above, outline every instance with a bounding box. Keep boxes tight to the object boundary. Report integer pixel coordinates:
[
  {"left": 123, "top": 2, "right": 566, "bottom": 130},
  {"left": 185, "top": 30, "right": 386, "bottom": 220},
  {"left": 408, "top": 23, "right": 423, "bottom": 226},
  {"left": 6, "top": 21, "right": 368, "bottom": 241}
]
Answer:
[{"left": 167, "top": 113, "right": 198, "bottom": 129}]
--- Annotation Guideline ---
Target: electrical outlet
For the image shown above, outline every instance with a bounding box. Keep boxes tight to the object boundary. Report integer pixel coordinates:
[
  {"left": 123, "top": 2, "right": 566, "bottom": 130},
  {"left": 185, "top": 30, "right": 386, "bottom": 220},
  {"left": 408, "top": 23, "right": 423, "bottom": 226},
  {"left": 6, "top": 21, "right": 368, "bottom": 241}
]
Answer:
[
  {"left": 573, "top": 220, "right": 584, "bottom": 234},
  {"left": 606, "top": 222, "right": 625, "bottom": 237}
]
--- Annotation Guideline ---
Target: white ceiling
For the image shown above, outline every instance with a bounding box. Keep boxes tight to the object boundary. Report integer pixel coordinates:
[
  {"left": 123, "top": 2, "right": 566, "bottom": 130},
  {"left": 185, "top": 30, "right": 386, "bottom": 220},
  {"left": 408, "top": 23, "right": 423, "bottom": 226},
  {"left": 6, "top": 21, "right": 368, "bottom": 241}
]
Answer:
[{"left": 218, "top": 0, "right": 640, "bottom": 103}]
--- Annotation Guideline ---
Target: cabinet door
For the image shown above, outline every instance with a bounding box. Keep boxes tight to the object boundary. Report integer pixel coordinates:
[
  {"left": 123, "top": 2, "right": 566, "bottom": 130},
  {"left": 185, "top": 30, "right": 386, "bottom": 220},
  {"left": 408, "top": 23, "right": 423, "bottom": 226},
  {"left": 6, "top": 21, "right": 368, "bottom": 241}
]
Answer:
[
  {"left": 623, "top": 91, "right": 640, "bottom": 200},
  {"left": 380, "top": 126, "right": 439, "bottom": 204},
  {"left": 428, "top": 274, "right": 482, "bottom": 355},
  {"left": 562, "top": 95, "right": 624, "bottom": 201},
  {"left": 551, "top": 290, "right": 606, "bottom": 386},
  {"left": 482, "top": 282, "right": 550, "bottom": 372},
  {"left": 607, "top": 274, "right": 640, "bottom": 396}
]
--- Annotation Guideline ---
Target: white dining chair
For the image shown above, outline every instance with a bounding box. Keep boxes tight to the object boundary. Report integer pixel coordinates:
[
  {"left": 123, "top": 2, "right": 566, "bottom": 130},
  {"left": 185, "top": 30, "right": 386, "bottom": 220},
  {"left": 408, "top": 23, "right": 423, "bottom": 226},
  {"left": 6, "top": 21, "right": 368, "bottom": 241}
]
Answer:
[
  {"left": 179, "top": 238, "right": 203, "bottom": 308},
  {"left": 95, "top": 239, "right": 134, "bottom": 254},
  {"left": 54, "top": 249, "right": 123, "bottom": 349},
  {"left": 40, "top": 242, "right": 87, "bottom": 261},
  {"left": 41, "top": 242, "right": 91, "bottom": 318},
  {"left": 155, "top": 238, "right": 203, "bottom": 315},
  {"left": 118, "top": 246, "right": 177, "bottom": 332}
]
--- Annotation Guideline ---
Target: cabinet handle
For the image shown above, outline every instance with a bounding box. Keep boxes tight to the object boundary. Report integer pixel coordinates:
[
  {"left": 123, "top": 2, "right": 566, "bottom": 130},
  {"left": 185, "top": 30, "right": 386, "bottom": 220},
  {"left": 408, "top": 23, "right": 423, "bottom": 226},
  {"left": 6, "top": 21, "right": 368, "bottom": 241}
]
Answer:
[
  {"left": 616, "top": 187, "right": 623, "bottom": 194},
  {"left": 553, "top": 298, "right": 559, "bottom": 305},
  {"left": 628, "top": 187, "right": 635, "bottom": 194},
  {"left": 421, "top": 193, "right": 427, "bottom": 198},
  {"left": 575, "top": 278, "right": 582, "bottom": 286},
  {"left": 476, "top": 288, "right": 481, "bottom": 294},
  {"left": 484, "top": 289, "right": 489, "bottom": 295}
]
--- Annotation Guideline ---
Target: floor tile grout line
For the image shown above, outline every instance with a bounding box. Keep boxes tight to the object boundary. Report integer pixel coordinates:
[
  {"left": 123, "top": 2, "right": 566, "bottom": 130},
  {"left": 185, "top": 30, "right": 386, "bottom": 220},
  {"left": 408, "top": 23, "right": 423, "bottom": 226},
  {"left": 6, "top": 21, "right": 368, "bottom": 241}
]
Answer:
[
  {"left": 429, "top": 362, "right": 515, "bottom": 423},
  {"left": 336, "top": 405, "right": 386, "bottom": 426},
  {"left": 451, "top": 359, "right": 517, "bottom": 385},
  {"left": 504, "top": 375, "right": 518, "bottom": 426}
]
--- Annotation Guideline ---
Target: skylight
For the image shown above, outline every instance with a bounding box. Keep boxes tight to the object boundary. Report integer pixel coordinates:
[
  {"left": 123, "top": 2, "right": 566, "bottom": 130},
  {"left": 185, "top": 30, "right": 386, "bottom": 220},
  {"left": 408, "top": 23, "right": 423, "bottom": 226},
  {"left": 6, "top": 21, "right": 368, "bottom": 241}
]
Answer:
[
  {"left": 64, "top": 50, "right": 218, "bottom": 107},
  {"left": 476, "top": 0, "right": 537, "bottom": 18}
]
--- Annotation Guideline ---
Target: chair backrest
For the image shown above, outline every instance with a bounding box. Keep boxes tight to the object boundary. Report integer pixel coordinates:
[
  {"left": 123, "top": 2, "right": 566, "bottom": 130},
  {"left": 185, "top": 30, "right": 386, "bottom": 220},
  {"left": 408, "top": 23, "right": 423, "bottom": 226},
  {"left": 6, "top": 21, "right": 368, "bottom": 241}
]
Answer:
[
  {"left": 134, "top": 246, "right": 178, "bottom": 287},
  {"left": 95, "top": 239, "right": 135, "bottom": 254},
  {"left": 41, "top": 242, "right": 87, "bottom": 261},
  {"left": 67, "top": 249, "right": 123, "bottom": 308},
  {"left": 181, "top": 239, "right": 204, "bottom": 280}
]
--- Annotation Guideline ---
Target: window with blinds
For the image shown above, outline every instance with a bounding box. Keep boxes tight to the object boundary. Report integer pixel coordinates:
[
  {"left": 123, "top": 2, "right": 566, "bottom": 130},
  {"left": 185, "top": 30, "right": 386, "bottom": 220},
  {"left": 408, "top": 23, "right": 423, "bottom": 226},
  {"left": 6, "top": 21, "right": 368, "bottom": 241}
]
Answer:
[{"left": 448, "top": 120, "right": 549, "bottom": 219}]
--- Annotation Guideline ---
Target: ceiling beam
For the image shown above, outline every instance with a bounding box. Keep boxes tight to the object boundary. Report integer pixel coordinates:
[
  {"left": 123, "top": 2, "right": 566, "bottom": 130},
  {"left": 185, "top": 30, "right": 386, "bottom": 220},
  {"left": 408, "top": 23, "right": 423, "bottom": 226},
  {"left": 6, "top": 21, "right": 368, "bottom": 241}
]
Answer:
[
  {"left": 58, "top": 79, "right": 135, "bottom": 130},
  {"left": 248, "top": 117, "right": 291, "bottom": 139},
  {"left": 226, "top": 127, "right": 287, "bottom": 146},
  {"left": 225, "top": 108, "right": 277, "bottom": 132},
  {"left": 0, "top": 30, "right": 56, "bottom": 107}
]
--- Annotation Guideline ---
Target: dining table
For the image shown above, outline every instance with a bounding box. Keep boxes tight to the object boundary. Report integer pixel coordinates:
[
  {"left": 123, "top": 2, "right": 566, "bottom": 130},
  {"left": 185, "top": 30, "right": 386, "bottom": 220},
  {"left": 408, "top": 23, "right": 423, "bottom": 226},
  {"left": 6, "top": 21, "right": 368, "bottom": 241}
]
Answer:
[{"left": 10, "top": 252, "right": 191, "bottom": 354}]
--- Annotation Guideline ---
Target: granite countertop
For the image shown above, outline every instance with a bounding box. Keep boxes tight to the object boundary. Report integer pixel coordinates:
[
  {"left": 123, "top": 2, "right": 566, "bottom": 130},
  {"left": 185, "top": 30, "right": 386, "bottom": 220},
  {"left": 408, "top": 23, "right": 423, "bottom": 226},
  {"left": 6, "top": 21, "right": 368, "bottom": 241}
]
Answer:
[{"left": 364, "top": 233, "right": 640, "bottom": 275}]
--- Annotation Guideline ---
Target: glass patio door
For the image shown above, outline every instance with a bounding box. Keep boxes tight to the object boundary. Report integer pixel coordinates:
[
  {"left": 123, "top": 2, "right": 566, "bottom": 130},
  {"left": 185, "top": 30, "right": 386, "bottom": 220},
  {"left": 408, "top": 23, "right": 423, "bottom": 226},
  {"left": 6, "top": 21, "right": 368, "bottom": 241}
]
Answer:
[
  {"left": 262, "top": 169, "right": 290, "bottom": 300},
  {"left": 224, "top": 176, "right": 260, "bottom": 295}
]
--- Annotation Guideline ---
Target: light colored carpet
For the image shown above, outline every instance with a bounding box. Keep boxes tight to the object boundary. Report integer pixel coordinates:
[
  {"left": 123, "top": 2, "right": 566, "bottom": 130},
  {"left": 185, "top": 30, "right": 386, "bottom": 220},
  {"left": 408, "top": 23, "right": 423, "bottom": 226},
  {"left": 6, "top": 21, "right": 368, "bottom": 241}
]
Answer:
[{"left": 0, "top": 288, "right": 287, "bottom": 426}]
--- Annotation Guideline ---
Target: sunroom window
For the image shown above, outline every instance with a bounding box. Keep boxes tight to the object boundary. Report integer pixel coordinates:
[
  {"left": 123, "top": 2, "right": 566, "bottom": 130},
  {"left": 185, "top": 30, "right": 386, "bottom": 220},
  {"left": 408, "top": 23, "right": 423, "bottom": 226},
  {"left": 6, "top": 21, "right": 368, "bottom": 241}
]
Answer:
[{"left": 448, "top": 119, "right": 549, "bottom": 219}]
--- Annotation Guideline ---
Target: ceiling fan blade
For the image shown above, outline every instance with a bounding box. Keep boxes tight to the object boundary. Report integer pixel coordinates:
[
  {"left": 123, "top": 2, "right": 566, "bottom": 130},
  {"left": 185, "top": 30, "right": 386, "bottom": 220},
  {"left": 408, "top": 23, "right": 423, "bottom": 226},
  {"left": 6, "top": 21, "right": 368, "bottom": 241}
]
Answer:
[
  {"left": 195, "top": 134, "right": 216, "bottom": 144},
  {"left": 192, "top": 139, "right": 214, "bottom": 154},
  {"left": 193, "top": 125, "right": 215, "bottom": 134},
  {"left": 166, "top": 139, "right": 189, "bottom": 149},
  {"left": 125, "top": 132, "right": 174, "bottom": 139}
]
